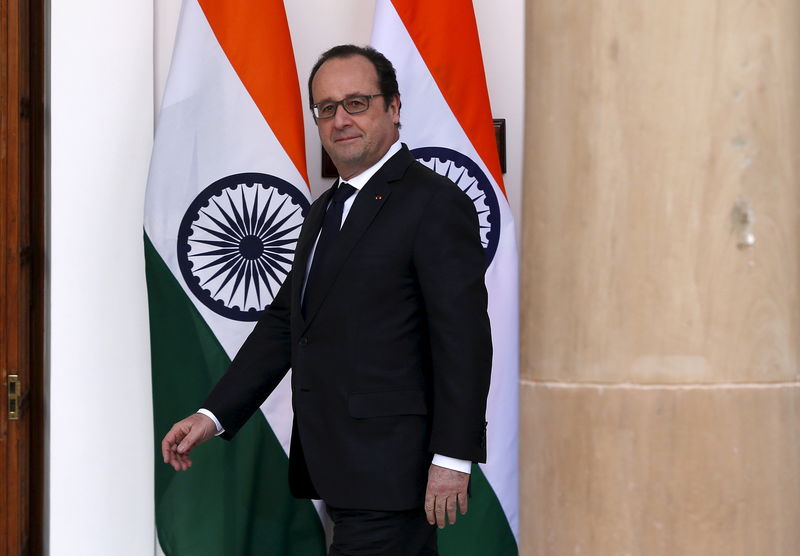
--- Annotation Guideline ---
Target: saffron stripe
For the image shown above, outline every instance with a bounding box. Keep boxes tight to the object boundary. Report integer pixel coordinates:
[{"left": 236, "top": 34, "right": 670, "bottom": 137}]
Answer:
[
  {"left": 197, "top": 0, "right": 309, "bottom": 186},
  {"left": 390, "top": 0, "right": 506, "bottom": 196}
]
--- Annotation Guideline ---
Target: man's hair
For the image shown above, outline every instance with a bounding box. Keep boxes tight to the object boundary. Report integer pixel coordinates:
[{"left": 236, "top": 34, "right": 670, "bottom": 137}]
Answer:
[{"left": 307, "top": 44, "right": 401, "bottom": 115}]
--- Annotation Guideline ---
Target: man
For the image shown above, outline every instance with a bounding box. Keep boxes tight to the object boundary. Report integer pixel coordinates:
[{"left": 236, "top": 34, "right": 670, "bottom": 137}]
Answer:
[{"left": 162, "top": 44, "right": 492, "bottom": 556}]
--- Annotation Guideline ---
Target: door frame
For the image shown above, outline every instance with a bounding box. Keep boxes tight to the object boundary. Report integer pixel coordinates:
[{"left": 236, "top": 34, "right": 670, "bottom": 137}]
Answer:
[{"left": 1, "top": 0, "right": 45, "bottom": 554}]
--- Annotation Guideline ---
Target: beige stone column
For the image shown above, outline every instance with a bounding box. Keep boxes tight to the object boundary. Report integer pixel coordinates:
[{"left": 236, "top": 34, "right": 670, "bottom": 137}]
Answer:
[{"left": 521, "top": 1, "right": 800, "bottom": 555}]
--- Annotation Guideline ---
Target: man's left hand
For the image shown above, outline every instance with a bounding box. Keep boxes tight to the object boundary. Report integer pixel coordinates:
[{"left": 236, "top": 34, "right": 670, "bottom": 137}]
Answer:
[{"left": 424, "top": 464, "right": 470, "bottom": 528}]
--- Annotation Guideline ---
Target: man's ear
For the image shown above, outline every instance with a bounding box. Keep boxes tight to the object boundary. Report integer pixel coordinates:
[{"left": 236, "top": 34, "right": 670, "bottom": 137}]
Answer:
[{"left": 390, "top": 95, "right": 401, "bottom": 124}]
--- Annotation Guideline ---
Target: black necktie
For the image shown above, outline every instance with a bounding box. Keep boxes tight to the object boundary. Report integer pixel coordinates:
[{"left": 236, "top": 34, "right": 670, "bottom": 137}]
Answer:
[{"left": 302, "top": 182, "right": 357, "bottom": 317}]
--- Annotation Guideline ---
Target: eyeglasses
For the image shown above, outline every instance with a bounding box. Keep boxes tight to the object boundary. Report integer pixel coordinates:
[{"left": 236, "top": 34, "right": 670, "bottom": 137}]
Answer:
[{"left": 311, "top": 94, "right": 385, "bottom": 119}]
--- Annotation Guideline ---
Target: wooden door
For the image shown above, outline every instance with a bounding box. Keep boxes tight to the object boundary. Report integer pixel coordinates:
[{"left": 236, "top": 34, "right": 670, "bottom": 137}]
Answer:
[{"left": 1, "top": 0, "right": 44, "bottom": 554}]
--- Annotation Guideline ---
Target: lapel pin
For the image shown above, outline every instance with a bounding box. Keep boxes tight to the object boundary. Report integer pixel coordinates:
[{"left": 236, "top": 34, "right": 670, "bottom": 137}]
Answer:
[{"left": 375, "top": 195, "right": 382, "bottom": 200}]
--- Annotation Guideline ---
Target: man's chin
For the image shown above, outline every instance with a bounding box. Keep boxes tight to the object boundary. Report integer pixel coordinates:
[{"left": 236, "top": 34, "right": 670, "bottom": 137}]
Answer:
[
  {"left": 329, "top": 141, "right": 363, "bottom": 159},
  {"left": 328, "top": 151, "right": 366, "bottom": 173}
]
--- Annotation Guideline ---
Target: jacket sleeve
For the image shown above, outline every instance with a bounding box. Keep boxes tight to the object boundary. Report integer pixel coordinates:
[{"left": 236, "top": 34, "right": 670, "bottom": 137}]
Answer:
[
  {"left": 202, "top": 270, "right": 293, "bottom": 439},
  {"left": 413, "top": 183, "right": 492, "bottom": 463}
]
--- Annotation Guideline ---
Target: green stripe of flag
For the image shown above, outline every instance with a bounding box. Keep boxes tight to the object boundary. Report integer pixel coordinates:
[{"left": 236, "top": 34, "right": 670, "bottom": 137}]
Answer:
[{"left": 146, "top": 234, "right": 326, "bottom": 556}]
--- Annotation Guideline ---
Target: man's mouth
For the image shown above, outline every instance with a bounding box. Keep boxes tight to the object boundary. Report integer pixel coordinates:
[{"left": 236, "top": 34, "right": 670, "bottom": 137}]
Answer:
[{"left": 334, "top": 135, "right": 360, "bottom": 144}]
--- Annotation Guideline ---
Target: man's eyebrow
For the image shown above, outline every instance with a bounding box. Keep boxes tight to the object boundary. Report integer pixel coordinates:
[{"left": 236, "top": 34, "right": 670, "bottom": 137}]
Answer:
[{"left": 314, "top": 92, "right": 368, "bottom": 104}]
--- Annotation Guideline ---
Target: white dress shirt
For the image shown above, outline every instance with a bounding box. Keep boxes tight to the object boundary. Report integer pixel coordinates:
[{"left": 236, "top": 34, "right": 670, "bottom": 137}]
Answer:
[{"left": 200, "top": 140, "right": 471, "bottom": 475}]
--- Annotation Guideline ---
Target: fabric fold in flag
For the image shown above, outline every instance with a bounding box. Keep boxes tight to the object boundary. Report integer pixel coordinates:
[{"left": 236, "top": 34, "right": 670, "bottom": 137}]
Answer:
[
  {"left": 144, "top": 0, "right": 326, "bottom": 553},
  {"left": 371, "top": 2, "right": 520, "bottom": 554}
]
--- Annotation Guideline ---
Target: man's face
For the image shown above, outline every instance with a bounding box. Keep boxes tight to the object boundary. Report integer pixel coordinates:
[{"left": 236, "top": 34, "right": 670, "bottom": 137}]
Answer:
[{"left": 311, "top": 55, "right": 400, "bottom": 180}]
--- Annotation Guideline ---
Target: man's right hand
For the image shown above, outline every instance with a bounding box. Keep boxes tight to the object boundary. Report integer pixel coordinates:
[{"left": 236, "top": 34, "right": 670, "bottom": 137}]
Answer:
[{"left": 161, "top": 413, "right": 218, "bottom": 471}]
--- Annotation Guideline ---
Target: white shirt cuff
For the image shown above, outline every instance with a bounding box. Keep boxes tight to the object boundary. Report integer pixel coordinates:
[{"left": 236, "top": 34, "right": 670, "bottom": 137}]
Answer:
[
  {"left": 197, "top": 408, "right": 225, "bottom": 436},
  {"left": 432, "top": 454, "right": 472, "bottom": 474}
]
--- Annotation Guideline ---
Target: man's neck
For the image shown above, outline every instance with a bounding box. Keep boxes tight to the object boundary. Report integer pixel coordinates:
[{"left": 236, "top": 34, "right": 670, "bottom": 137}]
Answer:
[{"left": 339, "top": 140, "right": 402, "bottom": 190}]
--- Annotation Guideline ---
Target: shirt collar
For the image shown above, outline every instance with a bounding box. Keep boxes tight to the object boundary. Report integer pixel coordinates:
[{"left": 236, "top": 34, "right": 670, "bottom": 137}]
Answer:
[{"left": 339, "top": 140, "right": 402, "bottom": 191}]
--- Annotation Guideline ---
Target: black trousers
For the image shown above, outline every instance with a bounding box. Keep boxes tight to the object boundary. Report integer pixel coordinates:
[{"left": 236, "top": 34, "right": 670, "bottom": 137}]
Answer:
[{"left": 326, "top": 506, "right": 438, "bottom": 556}]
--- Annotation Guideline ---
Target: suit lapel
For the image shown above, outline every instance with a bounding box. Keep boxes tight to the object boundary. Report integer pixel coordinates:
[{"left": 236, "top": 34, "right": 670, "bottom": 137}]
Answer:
[
  {"left": 301, "top": 146, "right": 414, "bottom": 330},
  {"left": 292, "top": 186, "right": 334, "bottom": 325}
]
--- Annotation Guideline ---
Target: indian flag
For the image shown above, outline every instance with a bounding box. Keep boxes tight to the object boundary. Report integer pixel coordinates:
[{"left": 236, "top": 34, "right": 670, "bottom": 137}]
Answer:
[
  {"left": 144, "top": 0, "right": 326, "bottom": 553},
  {"left": 371, "top": 1, "right": 520, "bottom": 553}
]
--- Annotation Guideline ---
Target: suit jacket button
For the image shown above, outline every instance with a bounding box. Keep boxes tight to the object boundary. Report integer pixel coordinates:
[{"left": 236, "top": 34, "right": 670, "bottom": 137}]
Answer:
[{"left": 299, "top": 337, "right": 308, "bottom": 346}]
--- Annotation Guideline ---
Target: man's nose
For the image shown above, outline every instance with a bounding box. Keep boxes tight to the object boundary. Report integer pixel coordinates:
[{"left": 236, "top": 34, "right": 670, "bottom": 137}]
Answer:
[{"left": 332, "top": 104, "right": 353, "bottom": 127}]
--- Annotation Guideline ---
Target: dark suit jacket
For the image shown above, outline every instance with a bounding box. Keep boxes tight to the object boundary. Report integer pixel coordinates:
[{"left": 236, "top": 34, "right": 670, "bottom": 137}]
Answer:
[{"left": 203, "top": 145, "right": 492, "bottom": 511}]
